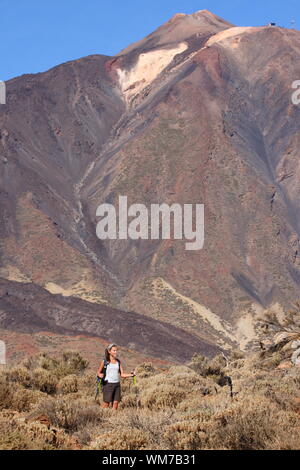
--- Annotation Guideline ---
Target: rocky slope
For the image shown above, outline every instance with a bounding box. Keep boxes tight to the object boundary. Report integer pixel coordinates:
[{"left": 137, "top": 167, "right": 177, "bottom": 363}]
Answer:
[{"left": 1, "top": 10, "right": 300, "bottom": 357}]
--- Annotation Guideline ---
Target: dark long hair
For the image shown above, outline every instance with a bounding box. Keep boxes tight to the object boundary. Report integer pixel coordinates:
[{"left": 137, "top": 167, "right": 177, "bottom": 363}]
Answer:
[{"left": 105, "top": 343, "right": 117, "bottom": 362}]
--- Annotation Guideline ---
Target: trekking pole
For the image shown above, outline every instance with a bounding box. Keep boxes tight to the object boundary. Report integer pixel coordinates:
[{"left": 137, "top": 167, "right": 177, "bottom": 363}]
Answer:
[
  {"left": 224, "top": 375, "right": 233, "bottom": 398},
  {"left": 95, "top": 376, "right": 102, "bottom": 400},
  {"left": 131, "top": 371, "right": 139, "bottom": 408}
]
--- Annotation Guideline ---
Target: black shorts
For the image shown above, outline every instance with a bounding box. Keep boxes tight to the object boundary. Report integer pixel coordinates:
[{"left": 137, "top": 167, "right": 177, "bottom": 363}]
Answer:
[{"left": 103, "top": 381, "right": 121, "bottom": 403}]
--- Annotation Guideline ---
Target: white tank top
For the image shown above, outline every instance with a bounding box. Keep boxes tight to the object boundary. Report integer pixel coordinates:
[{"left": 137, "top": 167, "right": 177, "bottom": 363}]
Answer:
[{"left": 105, "top": 361, "right": 120, "bottom": 383}]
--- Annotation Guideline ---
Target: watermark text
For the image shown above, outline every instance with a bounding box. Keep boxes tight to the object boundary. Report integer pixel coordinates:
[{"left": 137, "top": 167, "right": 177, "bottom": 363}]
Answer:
[{"left": 96, "top": 196, "right": 204, "bottom": 250}]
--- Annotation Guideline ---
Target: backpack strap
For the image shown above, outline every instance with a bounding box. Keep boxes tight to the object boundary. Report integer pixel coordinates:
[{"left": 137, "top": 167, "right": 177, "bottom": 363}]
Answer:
[
  {"left": 103, "top": 358, "right": 121, "bottom": 380},
  {"left": 103, "top": 359, "right": 109, "bottom": 381}
]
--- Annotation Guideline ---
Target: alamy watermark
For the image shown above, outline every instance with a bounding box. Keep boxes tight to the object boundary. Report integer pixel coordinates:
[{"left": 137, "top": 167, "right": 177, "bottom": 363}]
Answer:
[
  {"left": 0, "top": 81, "right": 6, "bottom": 104},
  {"left": 0, "top": 340, "right": 6, "bottom": 365},
  {"left": 96, "top": 196, "right": 204, "bottom": 250},
  {"left": 291, "top": 80, "right": 300, "bottom": 105}
]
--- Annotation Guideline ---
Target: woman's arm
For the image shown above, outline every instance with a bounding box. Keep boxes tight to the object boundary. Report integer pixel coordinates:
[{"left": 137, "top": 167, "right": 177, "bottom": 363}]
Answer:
[
  {"left": 120, "top": 363, "right": 135, "bottom": 379},
  {"left": 97, "top": 360, "right": 105, "bottom": 378}
]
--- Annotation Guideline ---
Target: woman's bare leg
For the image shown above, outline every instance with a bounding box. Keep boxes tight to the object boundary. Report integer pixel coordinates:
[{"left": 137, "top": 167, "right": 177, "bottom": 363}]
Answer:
[
  {"left": 112, "top": 401, "right": 119, "bottom": 410},
  {"left": 102, "top": 401, "right": 110, "bottom": 408}
]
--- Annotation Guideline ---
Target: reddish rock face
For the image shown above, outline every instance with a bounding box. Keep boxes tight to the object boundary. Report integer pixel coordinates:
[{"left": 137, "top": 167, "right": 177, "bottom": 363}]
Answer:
[
  {"left": 276, "top": 361, "right": 292, "bottom": 370},
  {"left": 1, "top": 10, "right": 300, "bottom": 358}
]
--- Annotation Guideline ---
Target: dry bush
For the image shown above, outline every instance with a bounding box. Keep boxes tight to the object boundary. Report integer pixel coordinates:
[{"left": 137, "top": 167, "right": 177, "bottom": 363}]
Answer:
[
  {"left": 119, "top": 390, "right": 139, "bottom": 408},
  {"left": 176, "top": 395, "right": 214, "bottom": 414},
  {"left": 55, "top": 351, "right": 88, "bottom": 378},
  {"left": 207, "top": 354, "right": 227, "bottom": 374},
  {"left": 9, "top": 388, "right": 43, "bottom": 412},
  {"left": 32, "top": 368, "right": 57, "bottom": 394},
  {"left": 21, "top": 351, "right": 88, "bottom": 380},
  {"left": 157, "top": 365, "right": 212, "bottom": 387},
  {"left": 160, "top": 393, "right": 299, "bottom": 450},
  {"left": 235, "top": 365, "right": 300, "bottom": 412},
  {"left": 140, "top": 383, "right": 186, "bottom": 409},
  {"left": 1, "top": 347, "right": 300, "bottom": 450},
  {"left": 172, "top": 374, "right": 216, "bottom": 397},
  {"left": 57, "top": 375, "right": 78, "bottom": 394},
  {"left": 110, "top": 409, "right": 175, "bottom": 449},
  {"left": 0, "top": 410, "right": 77, "bottom": 450},
  {"left": 123, "top": 365, "right": 218, "bottom": 411},
  {"left": 258, "top": 304, "right": 300, "bottom": 335},
  {"left": 189, "top": 353, "right": 226, "bottom": 377},
  {"left": 135, "top": 363, "right": 156, "bottom": 378},
  {"left": 282, "top": 302, "right": 300, "bottom": 330},
  {"left": 207, "top": 397, "right": 300, "bottom": 450},
  {"left": 230, "top": 349, "right": 246, "bottom": 360},
  {"left": 287, "top": 366, "right": 300, "bottom": 385},
  {"left": 7, "top": 366, "right": 32, "bottom": 388},
  {"left": 35, "top": 397, "right": 103, "bottom": 432},
  {"left": 163, "top": 420, "right": 205, "bottom": 449},
  {"left": 0, "top": 374, "right": 14, "bottom": 410},
  {"left": 0, "top": 372, "right": 44, "bottom": 412},
  {"left": 73, "top": 428, "right": 92, "bottom": 447},
  {"left": 118, "top": 377, "right": 134, "bottom": 395},
  {"left": 0, "top": 417, "right": 44, "bottom": 450},
  {"left": 21, "top": 353, "right": 59, "bottom": 372},
  {"left": 2, "top": 362, "right": 58, "bottom": 397},
  {"left": 259, "top": 351, "right": 286, "bottom": 369},
  {"left": 255, "top": 375, "right": 300, "bottom": 412},
  {"left": 90, "top": 427, "right": 149, "bottom": 450},
  {"left": 78, "top": 372, "right": 97, "bottom": 389}
]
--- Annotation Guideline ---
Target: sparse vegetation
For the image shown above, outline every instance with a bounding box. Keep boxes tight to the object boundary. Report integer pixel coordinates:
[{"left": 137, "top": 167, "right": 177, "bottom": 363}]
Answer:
[{"left": 0, "top": 334, "right": 299, "bottom": 450}]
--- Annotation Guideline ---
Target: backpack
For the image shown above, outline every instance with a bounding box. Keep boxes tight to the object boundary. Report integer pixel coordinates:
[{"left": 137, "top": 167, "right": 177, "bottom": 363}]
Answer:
[{"left": 102, "top": 358, "right": 121, "bottom": 382}]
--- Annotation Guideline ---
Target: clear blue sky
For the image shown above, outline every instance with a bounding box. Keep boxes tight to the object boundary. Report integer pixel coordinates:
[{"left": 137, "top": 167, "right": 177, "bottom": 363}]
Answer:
[{"left": 0, "top": 0, "right": 299, "bottom": 81}]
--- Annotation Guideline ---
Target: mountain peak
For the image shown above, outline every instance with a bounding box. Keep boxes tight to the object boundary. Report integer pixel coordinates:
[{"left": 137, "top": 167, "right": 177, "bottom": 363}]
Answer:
[
  {"left": 117, "top": 10, "right": 234, "bottom": 56},
  {"left": 169, "top": 9, "right": 233, "bottom": 25},
  {"left": 193, "top": 9, "right": 218, "bottom": 16}
]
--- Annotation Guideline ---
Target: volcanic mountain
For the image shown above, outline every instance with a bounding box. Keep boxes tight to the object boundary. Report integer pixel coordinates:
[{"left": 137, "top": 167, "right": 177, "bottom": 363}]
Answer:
[{"left": 1, "top": 10, "right": 300, "bottom": 360}]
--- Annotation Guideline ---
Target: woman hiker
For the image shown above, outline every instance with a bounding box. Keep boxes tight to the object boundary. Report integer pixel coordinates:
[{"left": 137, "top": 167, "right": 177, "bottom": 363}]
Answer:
[{"left": 97, "top": 343, "right": 136, "bottom": 410}]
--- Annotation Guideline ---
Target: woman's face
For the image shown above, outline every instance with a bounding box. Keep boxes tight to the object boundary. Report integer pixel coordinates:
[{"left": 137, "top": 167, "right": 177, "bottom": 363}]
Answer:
[{"left": 109, "top": 346, "right": 117, "bottom": 358}]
